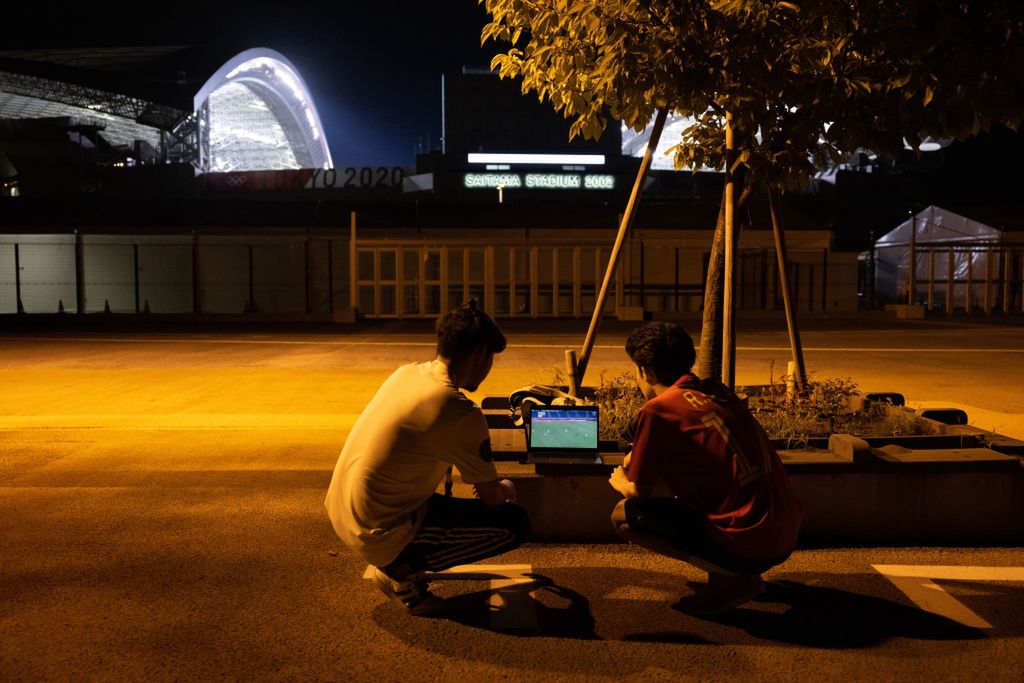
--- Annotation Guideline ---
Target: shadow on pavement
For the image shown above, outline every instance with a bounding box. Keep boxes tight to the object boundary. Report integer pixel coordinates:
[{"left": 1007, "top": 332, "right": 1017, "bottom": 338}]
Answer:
[
  {"left": 371, "top": 569, "right": 990, "bottom": 676},
  {"left": 692, "top": 578, "right": 986, "bottom": 647},
  {"left": 439, "top": 574, "right": 600, "bottom": 640}
]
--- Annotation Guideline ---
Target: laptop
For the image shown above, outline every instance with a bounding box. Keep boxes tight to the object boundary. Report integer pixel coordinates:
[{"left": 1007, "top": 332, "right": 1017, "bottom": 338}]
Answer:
[{"left": 525, "top": 405, "right": 603, "bottom": 466}]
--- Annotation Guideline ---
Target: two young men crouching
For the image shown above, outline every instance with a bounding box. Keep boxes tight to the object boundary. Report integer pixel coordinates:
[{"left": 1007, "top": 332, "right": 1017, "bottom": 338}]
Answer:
[{"left": 326, "top": 304, "right": 800, "bottom": 618}]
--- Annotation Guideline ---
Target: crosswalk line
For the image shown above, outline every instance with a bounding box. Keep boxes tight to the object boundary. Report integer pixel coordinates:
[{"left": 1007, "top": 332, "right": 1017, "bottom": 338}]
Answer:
[{"left": 873, "top": 564, "right": 1024, "bottom": 629}]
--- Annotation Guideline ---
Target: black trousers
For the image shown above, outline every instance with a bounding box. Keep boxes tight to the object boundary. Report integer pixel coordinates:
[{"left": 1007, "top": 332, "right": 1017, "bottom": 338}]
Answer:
[
  {"left": 383, "top": 494, "right": 530, "bottom": 579},
  {"left": 624, "top": 497, "right": 790, "bottom": 575}
]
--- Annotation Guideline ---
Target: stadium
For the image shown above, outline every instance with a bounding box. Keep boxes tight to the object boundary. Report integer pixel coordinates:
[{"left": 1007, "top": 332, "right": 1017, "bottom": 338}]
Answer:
[
  {"left": 1, "top": 47, "right": 1019, "bottom": 320},
  {"left": 0, "top": 46, "right": 331, "bottom": 176}
]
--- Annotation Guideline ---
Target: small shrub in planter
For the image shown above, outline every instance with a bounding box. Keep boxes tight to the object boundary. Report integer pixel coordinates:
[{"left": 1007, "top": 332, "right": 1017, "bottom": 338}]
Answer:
[
  {"left": 549, "top": 366, "right": 925, "bottom": 448},
  {"left": 543, "top": 367, "right": 645, "bottom": 441},
  {"left": 591, "top": 370, "right": 647, "bottom": 442},
  {"left": 743, "top": 374, "right": 924, "bottom": 449}
]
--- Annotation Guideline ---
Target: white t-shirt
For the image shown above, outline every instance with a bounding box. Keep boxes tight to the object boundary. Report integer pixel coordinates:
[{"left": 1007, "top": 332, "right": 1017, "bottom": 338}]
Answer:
[{"left": 324, "top": 360, "right": 499, "bottom": 567}]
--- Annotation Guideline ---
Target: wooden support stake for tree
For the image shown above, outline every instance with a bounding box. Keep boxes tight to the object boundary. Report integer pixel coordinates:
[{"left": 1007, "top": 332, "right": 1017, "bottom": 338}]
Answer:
[
  {"left": 574, "top": 108, "right": 668, "bottom": 389},
  {"left": 565, "top": 349, "right": 579, "bottom": 397},
  {"left": 769, "top": 186, "right": 807, "bottom": 387},
  {"left": 722, "top": 111, "right": 737, "bottom": 389}
]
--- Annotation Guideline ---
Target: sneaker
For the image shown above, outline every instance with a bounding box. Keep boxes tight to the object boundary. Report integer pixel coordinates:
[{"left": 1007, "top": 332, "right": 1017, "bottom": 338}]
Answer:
[
  {"left": 372, "top": 567, "right": 446, "bottom": 617},
  {"left": 674, "top": 573, "right": 765, "bottom": 617}
]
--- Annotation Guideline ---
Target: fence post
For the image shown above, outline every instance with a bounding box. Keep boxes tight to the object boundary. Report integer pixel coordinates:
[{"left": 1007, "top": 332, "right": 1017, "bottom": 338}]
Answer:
[
  {"left": 349, "top": 212, "right": 357, "bottom": 311},
  {"left": 247, "top": 245, "right": 255, "bottom": 313},
  {"left": 14, "top": 242, "right": 24, "bottom": 314},
  {"left": 946, "top": 250, "right": 955, "bottom": 315},
  {"left": 927, "top": 248, "right": 935, "bottom": 310},
  {"left": 133, "top": 243, "right": 140, "bottom": 314},
  {"left": 907, "top": 211, "right": 917, "bottom": 305},
  {"left": 304, "top": 231, "right": 312, "bottom": 315},
  {"left": 1002, "top": 242, "right": 1010, "bottom": 314},
  {"left": 966, "top": 251, "right": 973, "bottom": 314},
  {"left": 75, "top": 231, "right": 85, "bottom": 314},
  {"left": 983, "top": 248, "right": 992, "bottom": 314},
  {"left": 192, "top": 231, "right": 200, "bottom": 314},
  {"left": 327, "top": 239, "right": 334, "bottom": 314}
]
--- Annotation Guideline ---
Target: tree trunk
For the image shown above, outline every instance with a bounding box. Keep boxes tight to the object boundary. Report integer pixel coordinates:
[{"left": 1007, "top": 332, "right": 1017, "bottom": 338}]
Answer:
[{"left": 696, "top": 182, "right": 753, "bottom": 381}]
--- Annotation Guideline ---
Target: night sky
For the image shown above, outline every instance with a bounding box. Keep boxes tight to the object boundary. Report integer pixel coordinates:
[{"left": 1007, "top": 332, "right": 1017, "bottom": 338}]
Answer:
[
  {"left": 8, "top": 1, "right": 1022, "bottom": 187},
  {"left": 8, "top": 1, "right": 499, "bottom": 167}
]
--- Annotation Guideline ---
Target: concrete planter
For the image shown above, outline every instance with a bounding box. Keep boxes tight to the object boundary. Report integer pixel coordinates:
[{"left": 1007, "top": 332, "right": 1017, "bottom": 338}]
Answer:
[{"left": 481, "top": 393, "right": 1024, "bottom": 544}]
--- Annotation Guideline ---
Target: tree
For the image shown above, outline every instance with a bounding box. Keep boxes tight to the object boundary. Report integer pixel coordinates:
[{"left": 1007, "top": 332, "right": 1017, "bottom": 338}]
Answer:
[{"left": 481, "top": 0, "right": 1024, "bottom": 383}]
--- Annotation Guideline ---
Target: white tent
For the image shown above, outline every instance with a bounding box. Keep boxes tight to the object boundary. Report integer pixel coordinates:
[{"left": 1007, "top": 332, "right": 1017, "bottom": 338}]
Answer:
[{"left": 872, "top": 206, "right": 1006, "bottom": 309}]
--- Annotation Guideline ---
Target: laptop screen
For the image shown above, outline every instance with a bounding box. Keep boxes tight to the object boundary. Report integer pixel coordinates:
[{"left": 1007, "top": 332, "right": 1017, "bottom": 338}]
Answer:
[{"left": 529, "top": 406, "right": 599, "bottom": 451}]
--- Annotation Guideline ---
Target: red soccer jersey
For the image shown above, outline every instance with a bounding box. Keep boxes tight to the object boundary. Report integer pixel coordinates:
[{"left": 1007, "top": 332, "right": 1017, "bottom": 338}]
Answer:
[{"left": 624, "top": 374, "right": 802, "bottom": 560}]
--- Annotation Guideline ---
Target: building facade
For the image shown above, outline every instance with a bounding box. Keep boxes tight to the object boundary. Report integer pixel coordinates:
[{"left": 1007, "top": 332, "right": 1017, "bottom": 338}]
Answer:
[{"left": 1, "top": 58, "right": 865, "bottom": 321}]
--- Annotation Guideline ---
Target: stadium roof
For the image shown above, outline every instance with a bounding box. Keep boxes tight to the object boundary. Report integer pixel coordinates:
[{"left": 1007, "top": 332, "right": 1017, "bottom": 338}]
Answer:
[
  {"left": 0, "top": 47, "right": 194, "bottom": 74},
  {"left": 0, "top": 46, "right": 334, "bottom": 171},
  {"left": 0, "top": 46, "right": 231, "bottom": 114}
]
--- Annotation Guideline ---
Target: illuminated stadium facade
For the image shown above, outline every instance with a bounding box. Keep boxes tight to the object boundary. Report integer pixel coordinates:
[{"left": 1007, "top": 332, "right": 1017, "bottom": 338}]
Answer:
[
  {"left": 0, "top": 47, "right": 333, "bottom": 174},
  {"left": 194, "top": 49, "right": 333, "bottom": 173},
  {"left": 2, "top": 55, "right": 1014, "bottom": 321}
]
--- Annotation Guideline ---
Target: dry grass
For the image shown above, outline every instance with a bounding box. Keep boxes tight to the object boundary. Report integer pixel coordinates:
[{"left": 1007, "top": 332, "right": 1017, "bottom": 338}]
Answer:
[
  {"left": 544, "top": 366, "right": 645, "bottom": 441},
  {"left": 591, "top": 370, "right": 647, "bottom": 441},
  {"left": 746, "top": 372, "right": 924, "bottom": 448},
  {"left": 548, "top": 365, "right": 926, "bottom": 447}
]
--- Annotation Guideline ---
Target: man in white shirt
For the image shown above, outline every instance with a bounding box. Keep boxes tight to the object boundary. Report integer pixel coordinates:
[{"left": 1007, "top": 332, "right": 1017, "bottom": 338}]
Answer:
[{"left": 325, "top": 300, "right": 529, "bottom": 615}]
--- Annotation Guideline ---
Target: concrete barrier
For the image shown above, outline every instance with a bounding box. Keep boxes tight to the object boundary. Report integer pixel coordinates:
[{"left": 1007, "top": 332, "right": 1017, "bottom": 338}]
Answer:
[
  {"left": 885, "top": 303, "right": 926, "bottom": 319},
  {"left": 469, "top": 447, "right": 1024, "bottom": 545},
  {"left": 479, "top": 397, "right": 1024, "bottom": 545}
]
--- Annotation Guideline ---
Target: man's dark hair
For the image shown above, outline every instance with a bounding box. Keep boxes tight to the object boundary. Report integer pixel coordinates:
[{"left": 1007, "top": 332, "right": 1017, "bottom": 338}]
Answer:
[
  {"left": 624, "top": 322, "right": 696, "bottom": 386},
  {"left": 436, "top": 298, "right": 507, "bottom": 360}
]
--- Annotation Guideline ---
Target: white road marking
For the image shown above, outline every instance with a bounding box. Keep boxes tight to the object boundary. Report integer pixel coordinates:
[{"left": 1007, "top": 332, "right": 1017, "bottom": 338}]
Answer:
[
  {"left": 5, "top": 336, "right": 1024, "bottom": 353},
  {"left": 0, "top": 413, "right": 360, "bottom": 430},
  {"left": 907, "top": 400, "right": 1024, "bottom": 440},
  {"left": 362, "top": 561, "right": 1024, "bottom": 630},
  {"left": 5, "top": 336, "right": 621, "bottom": 349},
  {"left": 737, "top": 347, "right": 1024, "bottom": 353},
  {"left": 873, "top": 565, "right": 1024, "bottom": 629}
]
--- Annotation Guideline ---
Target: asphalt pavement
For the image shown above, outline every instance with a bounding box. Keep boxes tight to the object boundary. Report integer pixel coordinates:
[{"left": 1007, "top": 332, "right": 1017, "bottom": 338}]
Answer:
[{"left": 2, "top": 317, "right": 1024, "bottom": 681}]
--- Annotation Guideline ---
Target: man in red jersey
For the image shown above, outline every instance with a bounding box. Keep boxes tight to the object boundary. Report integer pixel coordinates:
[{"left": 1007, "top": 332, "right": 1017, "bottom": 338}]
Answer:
[{"left": 608, "top": 322, "right": 802, "bottom": 616}]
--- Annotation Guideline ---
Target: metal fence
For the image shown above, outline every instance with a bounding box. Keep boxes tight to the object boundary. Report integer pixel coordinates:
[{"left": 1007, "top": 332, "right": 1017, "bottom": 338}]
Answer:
[
  {"left": 1, "top": 228, "right": 855, "bottom": 318},
  {"left": 0, "top": 234, "right": 349, "bottom": 315}
]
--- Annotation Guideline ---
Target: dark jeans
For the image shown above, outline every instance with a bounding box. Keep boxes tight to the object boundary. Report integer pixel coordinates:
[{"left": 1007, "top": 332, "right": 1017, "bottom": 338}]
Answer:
[
  {"left": 623, "top": 497, "right": 790, "bottom": 575},
  {"left": 383, "top": 493, "right": 530, "bottom": 579}
]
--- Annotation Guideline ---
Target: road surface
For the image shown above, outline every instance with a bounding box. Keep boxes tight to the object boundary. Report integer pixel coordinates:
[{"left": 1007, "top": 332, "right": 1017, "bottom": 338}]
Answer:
[{"left": 2, "top": 318, "right": 1023, "bottom": 680}]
